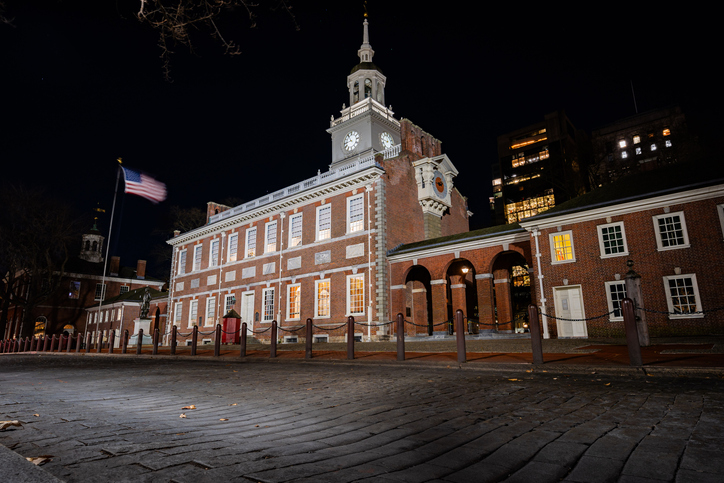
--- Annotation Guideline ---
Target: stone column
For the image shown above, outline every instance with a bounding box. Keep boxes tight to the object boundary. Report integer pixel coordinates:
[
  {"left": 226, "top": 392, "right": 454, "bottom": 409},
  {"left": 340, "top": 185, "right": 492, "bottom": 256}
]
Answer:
[
  {"left": 430, "top": 279, "right": 448, "bottom": 330},
  {"left": 449, "top": 274, "right": 467, "bottom": 322},
  {"left": 494, "top": 269, "right": 513, "bottom": 332},
  {"left": 411, "top": 286, "right": 429, "bottom": 336},
  {"left": 476, "top": 273, "right": 495, "bottom": 331}
]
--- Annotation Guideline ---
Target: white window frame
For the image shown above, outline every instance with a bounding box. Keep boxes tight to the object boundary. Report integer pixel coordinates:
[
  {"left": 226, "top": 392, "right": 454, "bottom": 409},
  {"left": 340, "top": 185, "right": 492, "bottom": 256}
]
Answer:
[
  {"left": 94, "top": 283, "right": 107, "bottom": 301},
  {"left": 205, "top": 296, "right": 216, "bottom": 327},
  {"left": 245, "top": 227, "right": 257, "bottom": 258},
  {"left": 119, "top": 285, "right": 130, "bottom": 294},
  {"left": 653, "top": 212, "right": 690, "bottom": 251},
  {"left": 262, "top": 287, "right": 275, "bottom": 322},
  {"left": 178, "top": 249, "right": 187, "bottom": 275},
  {"left": 549, "top": 231, "right": 576, "bottom": 264},
  {"left": 597, "top": 222, "right": 629, "bottom": 258},
  {"left": 283, "top": 336, "right": 298, "bottom": 344},
  {"left": 316, "top": 204, "right": 331, "bottom": 241},
  {"left": 189, "top": 300, "right": 198, "bottom": 327},
  {"left": 287, "top": 283, "right": 301, "bottom": 321},
  {"left": 313, "top": 334, "right": 329, "bottom": 343},
  {"left": 224, "top": 294, "right": 235, "bottom": 316},
  {"left": 264, "top": 221, "right": 277, "bottom": 254},
  {"left": 288, "top": 213, "right": 303, "bottom": 248},
  {"left": 209, "top": 239, "right": 220, "bottom": 267},
  {"left": 227, "top": 233, "right": 238, "bottom": 262},
  {"left": 604, "top": 281, "right": 627, "bottom": 322},
  {"left": 174, "top": 302, "right": 182, "bottom": 324},
  {"left": 315, "top": 279, "right": 331, "bottom": 319},
  {"left": 346, "top": 274, "right": 365, "bottom": 316},
  {"left": 192, "top": 245, "right": 203, "bottom": 271},
  {"left": 347, "top": 194, "right": 365, "bottom": 234},
  {"left": 663, "top": 274, "right": 703, "bottom": 319}
]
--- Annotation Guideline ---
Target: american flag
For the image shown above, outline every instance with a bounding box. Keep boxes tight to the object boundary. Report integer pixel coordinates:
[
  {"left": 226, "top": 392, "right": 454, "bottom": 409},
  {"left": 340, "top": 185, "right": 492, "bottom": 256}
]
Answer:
[{"left": 121, "top": 166, "right": 167, "bottom": 203}]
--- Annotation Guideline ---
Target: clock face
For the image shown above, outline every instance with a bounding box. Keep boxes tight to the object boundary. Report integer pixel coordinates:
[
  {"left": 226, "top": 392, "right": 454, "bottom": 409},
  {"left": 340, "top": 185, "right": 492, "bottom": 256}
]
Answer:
[
  {"left": 380, "top": 132, "right": 394, "bottom": 149},
  {"left": 343, "top": 131, "right": 360, "bottom": 152},
  {"left": 433, "top": 170, "right": 447, "bottom": 198}
]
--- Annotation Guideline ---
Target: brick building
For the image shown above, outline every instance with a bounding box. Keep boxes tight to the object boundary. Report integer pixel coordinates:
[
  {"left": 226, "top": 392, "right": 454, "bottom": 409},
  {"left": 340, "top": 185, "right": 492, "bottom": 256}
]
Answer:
[{"left": 166, "top": 19, "right": 470, "bottom": 343}]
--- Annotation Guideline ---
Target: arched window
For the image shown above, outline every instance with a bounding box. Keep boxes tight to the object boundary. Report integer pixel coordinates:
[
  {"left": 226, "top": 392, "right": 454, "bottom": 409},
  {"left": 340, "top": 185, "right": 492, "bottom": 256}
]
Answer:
[
  {"left": 364, "top": 79, "right": 372, "bottom": 99},
  {"left": 34, "top": 316, "right": 47, "bottom": 336},
  {"left": 92, "top": 241, "right": 98, "bottom": 252},
  {"left": 85, "top": 240, "right": 90, "bottom": 251},
  {"left": 353, "top": 80, "right": 360, "bottom": 103}
]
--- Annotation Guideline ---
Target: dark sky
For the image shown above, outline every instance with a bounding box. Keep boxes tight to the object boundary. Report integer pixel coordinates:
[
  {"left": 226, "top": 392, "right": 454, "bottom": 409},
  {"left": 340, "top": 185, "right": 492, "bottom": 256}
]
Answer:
[{"left": 2, "top": 2, "right": 718, "bottom": 277}]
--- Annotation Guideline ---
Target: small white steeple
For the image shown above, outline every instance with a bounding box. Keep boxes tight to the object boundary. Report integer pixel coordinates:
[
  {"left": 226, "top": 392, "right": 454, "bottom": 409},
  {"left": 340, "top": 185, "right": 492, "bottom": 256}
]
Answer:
[{"left": 358, "top": 18, "right": 374, "bottom": 63}]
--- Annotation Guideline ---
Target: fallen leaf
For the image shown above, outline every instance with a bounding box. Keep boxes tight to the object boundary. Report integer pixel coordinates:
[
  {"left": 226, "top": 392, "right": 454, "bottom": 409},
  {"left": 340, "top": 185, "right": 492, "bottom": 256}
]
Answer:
[
  {"left": 179, "top": 414, "right": 187, "bottom": 419},
  {"left": 219, "top": 418, "right": 229, "bottom": 421},
  {"left": 26, "top": 456, "right": 53, "bottom": 465},
  {"left": 508, "top": 379, "right": 519, "bottom": 381},
  {"left": 307, "top": 388, "right": 312, "bottom": 391},
  {"left": 34, "top": 414, "right": 40, "bottom": 417},
  {"left": 255, "top": 424, "right": 259, "bottom": 427},
  {"left": 182, "top": 405, "right": 196, "bottom": 410},
  {"left": 0, "top": 421, "right": 22, "bottom": 431},
  {"left": 604, "top": 383, "right": 611, "bottom": 386},
  {"left": 229, "top": 403, "right": 237, "bottom": 406}
]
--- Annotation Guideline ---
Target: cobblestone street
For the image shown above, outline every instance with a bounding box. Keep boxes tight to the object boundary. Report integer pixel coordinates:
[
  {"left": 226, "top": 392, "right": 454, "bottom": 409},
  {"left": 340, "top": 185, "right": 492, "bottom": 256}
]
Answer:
[{"left": 1, "top": 356, "right": 723, "bottom": 482}]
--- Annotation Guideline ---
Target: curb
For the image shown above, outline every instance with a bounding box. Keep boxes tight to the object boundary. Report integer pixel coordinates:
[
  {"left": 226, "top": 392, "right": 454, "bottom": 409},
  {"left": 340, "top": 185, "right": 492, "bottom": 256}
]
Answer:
[{"left": 0, "top": 443, "right": 65, "bottom": 483}]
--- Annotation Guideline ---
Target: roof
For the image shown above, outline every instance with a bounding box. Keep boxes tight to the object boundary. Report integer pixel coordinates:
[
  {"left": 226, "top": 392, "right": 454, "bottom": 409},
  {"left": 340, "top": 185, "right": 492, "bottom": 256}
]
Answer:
[
  {"left": 350, "top": 62, "right": 383, "bottom": 75},
  {"left": 64, "top": 257, "right": 164, "bottom": 283},
  {"left": 88, "top": 286, "right": 167, "bottom": 308},
  {"left": 388, "top": 223, "right": 524, "bottom": 256}
]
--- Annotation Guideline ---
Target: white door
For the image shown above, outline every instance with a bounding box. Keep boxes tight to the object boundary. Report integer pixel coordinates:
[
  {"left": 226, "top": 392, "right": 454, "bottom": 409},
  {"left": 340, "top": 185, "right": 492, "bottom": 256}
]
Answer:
[
  {"left": 240, "top": 292, "right": 254, "bottom": 336},
  {"left": 554, "top": 286, "right": 587, "bottom": 338}
]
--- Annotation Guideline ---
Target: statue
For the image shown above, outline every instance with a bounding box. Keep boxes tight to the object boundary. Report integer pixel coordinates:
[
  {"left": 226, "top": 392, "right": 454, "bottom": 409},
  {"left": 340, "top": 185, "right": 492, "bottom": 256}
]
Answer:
[{"left": 140, "top": 288, "right": 151, "bottom": 319}]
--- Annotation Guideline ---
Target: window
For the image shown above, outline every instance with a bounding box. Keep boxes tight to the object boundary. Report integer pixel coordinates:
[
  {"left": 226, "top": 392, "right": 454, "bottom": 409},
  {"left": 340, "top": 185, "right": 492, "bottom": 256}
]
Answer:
[
  {"left": 635, "top": 147, "right": 642, "bottom": 155},
  {"left": 718, "top": 204, "right": 724, "bottom": 237},
  {"left": 619, "top": 140, "right": 627, "bottom": 148},
  {"left": 653, "top": 212, "right": 690, "bottom": 250},
  {"left": 317, "top": 204, "right": 331, "bottom": 240},
  {"left": 550, "top": 231, "right": 575, "bottom": 263},
  {"left": 245, "top": 227, "right": 257, "bottom": 258},
  {"left": 224, "top": 294, "right": 235, "bottom": 315},
  {"left": 193, "top": 245, "right": 202, "bottom": 271},
  {"left": 120, "top": 285, "right": 129, "bottom": 294},
  {"left": 68, "top": 281, "right": 80, "bottom": 299},
  {"left": 287, "top": 284, "right": 301, "bottom": 320},
  {"left": 289, "top": 214, "right": 303, "bottom": 247},
  {"left": 178, "top": 249, "right": 187, "bottom": 275},
  {"left": 651, "top": 143, "right": 657, "bottom": 151},
  {"left": 621, "top": 151, "right": 628, "bottom": 159},
  {"left": 228, "top": 234, "right": 238, "bottom": 262},
  {"left": 189, "top": 300, "right": 198, "bottom": 327},
  {"left": 210, "top": 239, "right": 219, "bottom": 267},
  {"left": 94, "top": 283, "right": 107, "bottom": 301},
  {"left": 262, "top": 288, "right": 275, "bottom": 321},
  {"left": 597, "top": 222, "right": 628, "bottom": 258},
  {"left": 663, "top": 128, "right": 671, "bottom": 136},
  {"left": 633, "top": 135, "right": 641, "bottom": 144},
  {"left": 347, "top": 274, "right": 365, "bottom": 316},
  {"left": 347, "top": 195, "right": 364, "bottom": 233},
  {"left": 663, "top": 275, "right": 702, "bottom": 318},
  {"left": 205, "top": 297, "right": 216, "bottom": 326},
  {"left": 265, "top": 221, "right": 277, "bottom": 253},
  {"left": 665, "top": 140, "right": 672, "bottom": 148},
  {"left": 174, "top": 302, "right": 182, "bottom": 324},
  {"left": 605, "top": 281, "right": 627, "bottom": 321},
  {"left": 315, "top": 279, "right": 330, "bottom": 318}
]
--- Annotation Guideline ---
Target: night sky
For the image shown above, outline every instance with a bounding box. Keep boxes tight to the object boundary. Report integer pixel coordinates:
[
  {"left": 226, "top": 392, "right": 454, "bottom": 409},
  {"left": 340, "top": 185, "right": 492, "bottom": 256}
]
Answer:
[{"left": 2, "top": 2, "right": 718, "bottom": 278}]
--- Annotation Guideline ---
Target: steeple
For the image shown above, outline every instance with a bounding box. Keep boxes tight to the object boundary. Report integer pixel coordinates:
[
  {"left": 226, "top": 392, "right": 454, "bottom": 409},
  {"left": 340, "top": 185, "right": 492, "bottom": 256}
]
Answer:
[
  {"left": 358, "top": 19, "right": 374, "bottom": 64},
  {"left": 348, "top": 17, "right": 386, "bottom": 107}
]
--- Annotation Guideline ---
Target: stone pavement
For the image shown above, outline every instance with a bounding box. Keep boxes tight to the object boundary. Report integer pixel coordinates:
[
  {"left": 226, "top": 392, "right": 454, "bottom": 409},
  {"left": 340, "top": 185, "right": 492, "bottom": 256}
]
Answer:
[{"left": 1, "top": 354, "right": 724, "bottom": 482}]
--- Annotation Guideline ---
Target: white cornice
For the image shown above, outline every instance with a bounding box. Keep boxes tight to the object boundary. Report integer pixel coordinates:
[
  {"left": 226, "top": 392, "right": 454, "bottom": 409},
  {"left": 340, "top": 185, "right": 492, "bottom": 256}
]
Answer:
[
  {"left": 388, "top": 230, "right": 529, "bottom": 263},
  {"left": 519, "top": 184, "right": 724, "bottom": 231},
  {"left": 65, "top": 273, "right": 165, "bottom": 286}
]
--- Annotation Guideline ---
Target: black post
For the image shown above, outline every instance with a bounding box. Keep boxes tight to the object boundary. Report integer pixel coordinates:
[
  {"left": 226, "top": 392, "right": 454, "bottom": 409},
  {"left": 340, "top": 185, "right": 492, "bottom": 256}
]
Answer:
[
  {"left": 152, "top": 328, "right": 159, "bottom": 355},
  {"left": 44, "top": 335, "right": 51, "bottom": 352},
  {"left": 455, "top": 309, "right": 466, "bottom": 363},
  {"left": 76, "top": 333, "right": 82, "bottom": 353},
  {"left": 396, "top": 313, "right": 405, "bottom": 361},
  {"left": 122, "top": 330, "right": 129, "bottom": 354},
  {"left": 214, "top": 324, "right": 221, "bottom": 357},
  {"left": 622, "top": 298, "right": 643, "bottom": 367},
  {"left": 191, "top": 326, "right": 198, "bottom": 356},
  {"left": 136, "top": 328, "right": 143, "bottom": 355},
  {"left": 305, "top": 318, "right": 313, "bottom": 360},
  {"left": 108, "top": 330, "right": 115, "bottom": 354},
  {"left": 347, "top": 316, "right": 355, "bottom": 360},
  {"left": 85, "top": 332, "right": 92, "bottom": 353},
  {"left": 270, "top": 321, "right": 277, "bottom": 358},
  {"left": 527, "top": 304, "right": 544, "bottom": 365},
  {"left": 24, "top": 337, "right": 30, "bottom": 352},
  {"left": 240, "top": 322, "right": 247, "bottom": 357},
  {"left": 171, "top": 325, "right": 177, "bottom": 355},
  {"left": 96, "top": 333, "right": 102, "bottom": 353}
]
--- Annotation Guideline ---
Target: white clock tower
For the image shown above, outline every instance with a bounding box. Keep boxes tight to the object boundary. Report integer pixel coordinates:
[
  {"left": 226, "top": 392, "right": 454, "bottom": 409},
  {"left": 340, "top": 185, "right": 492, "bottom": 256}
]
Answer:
[{"left": 328, "top": 18, "right": 401, "bottom": 168}]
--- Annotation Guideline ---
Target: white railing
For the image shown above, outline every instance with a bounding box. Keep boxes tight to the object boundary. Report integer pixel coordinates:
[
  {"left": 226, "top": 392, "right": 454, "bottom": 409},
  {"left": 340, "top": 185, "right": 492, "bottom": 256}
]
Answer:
[{"left": 330, "top": 98, "right": 399, "bottom": 127}]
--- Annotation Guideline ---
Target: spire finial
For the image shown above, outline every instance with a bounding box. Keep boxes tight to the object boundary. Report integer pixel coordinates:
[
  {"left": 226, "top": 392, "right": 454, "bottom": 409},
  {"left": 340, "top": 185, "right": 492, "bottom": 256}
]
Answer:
[{"left": 358, "top": 3, "right": 374, "bottom": 63}]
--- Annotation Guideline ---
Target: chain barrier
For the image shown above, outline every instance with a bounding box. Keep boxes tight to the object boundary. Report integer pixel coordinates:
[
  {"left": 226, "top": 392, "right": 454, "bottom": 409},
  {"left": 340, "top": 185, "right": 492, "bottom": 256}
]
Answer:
[
  {"left": 353, "top": 320, "right": 395, "bottom": 327},
  {"left": 312, "top": 323, "right": 348, "bottom": 332},
  {"left": 539, "top": 310, "right": 617, "bottom": 322},
  {"left": 248, "top": 327, "right": 272, "bottom": 334},
  {"left": 278, "top": 326, "right": 305, "bottom": 333}
]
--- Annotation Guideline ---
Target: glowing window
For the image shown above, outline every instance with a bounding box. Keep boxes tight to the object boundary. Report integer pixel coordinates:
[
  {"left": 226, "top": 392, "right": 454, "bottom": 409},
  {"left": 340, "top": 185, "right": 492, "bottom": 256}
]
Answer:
[
  {"left": 636, "top": 147, "right": 642, "bottom": 155},
  {"left": 287, "top": 284, "right": 301, "bottom": 320},
  {"left": 633, "top": 135, "right": 641, "bottom": 144},
  {"left": 205, "top": 297, "right": 216, "bottom": 326},
  {"left": 619, "top": 140, "right": 627, "bottom": 148},
  {"left": 651, "top": 144, "right": 657, "bottom": 151},
  {"left": 550, "top": 231, "right": 575, "bottom": 263},
  {"left": 347, "top": 275, "right": 365, "bottom": 315},
  {"left": 665, "top": 140, "right": 672, "bottom": 148},
  {"left": 245, "top": 227, "right": 257, "bottom": 258},
  {"left": 663, "top": 128, "right": 671, "bottom": 136},
  {"left": 315, "top": 280, "right": 330, "bottom": 318},
  {"left": 621, "top": 151, "right": 628, "bottom": 159}
]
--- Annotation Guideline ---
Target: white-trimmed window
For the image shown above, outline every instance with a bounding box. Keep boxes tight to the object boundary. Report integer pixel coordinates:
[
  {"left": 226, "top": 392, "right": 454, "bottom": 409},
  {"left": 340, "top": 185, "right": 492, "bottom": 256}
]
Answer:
[
  {"left": 597, "top": 222, "right": 628, "bottom": 258},
  {"left": 205, "top": 297, "right": 216, "bottom": 326},
  {"left": 228, "top": 233, "right": 238, "bottom": 262},
  {"left": 663, "top": 274, "right": 702, "bottom": 318},
  {"left": 262, "top": 288, "right": 275, "bottom": 321},
  {"left": 224, "top": 294, "right": 235, "bottom": 315},
  {"left": 287, "top": 284, "right": 301, "bottom": 320},
  {"left": 347, "top": 194, "right": 364, "bottom": 233},
  {"left": 193, "top": 245, "right": 203, "bottom": 271},
  {"left": 117, "top": 308, "right": 122, "bottom": 321},
  {"left": 68, "top": 281, "right": 80, "bottom": 299},
  {"left": 94, "top": 283, "right": 107, "bottom": 301},
  {"left": 316, "top": 204, "right": 331, "bottom": 241},
  {"left": 315, "top": 279, "right": 330, "bottom": 318},
  {"left": 604, "top": 281, "right": 627, "bottom": 321},
  {"left": 265, "top": 221, "right": 277, "bottom": 253},
  {"left": 347, "top": 274, "right": 365, "bottom": 316},
  {"left": 174, "top": 302, "right": 182, "bottom": 324},
  {"left": 209, "top": 239, "right": 220, "bottom": 267},
  {"left": 245, "top": 227, "right": 257, "bottom": 258},
  {"left": 189, "top": 300, "right": 198, "bottom": 327},
  {"left": 717, "top": 204, "right": 724, "bottom": 238},
  {"left": 633, "top": 135, "right": 641, "bottom": 144},
  {"left": 289, "top": 214, "right": 303, "bottom": 247},
  {"left": 119, "top": 285, "right": 129, "bottom": 294},
  {"left": 550, "top": 231, "right": 575, "bottom": 263},
  {"left": 653, "top": 212, "right": 690, "bottom": 250},
  {"left": 178, "top": 249, "right": 187, "bottom": 275}
]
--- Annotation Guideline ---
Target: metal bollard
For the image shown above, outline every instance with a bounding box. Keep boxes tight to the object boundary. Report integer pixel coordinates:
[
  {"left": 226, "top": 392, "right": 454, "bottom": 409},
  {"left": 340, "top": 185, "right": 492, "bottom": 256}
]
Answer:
[
  {"left": 76, "top": 333, "right": 82, "bottom": 353},
  {"left": 397, "top": 313, "right": 405, "bottom": 361},
  {"left": 455, "top": 309, "right": 466, "bottom": 364},
  {"left": 136, "top": 329, "right": 143, "bottom": 355},
  {"left": 270, "top": 321, "right": 277, "bottom": 358},
  {"left": 152, "top": 328, "right": 159, "bottom": 355},
  {"left": 191, "top": 326, "right": 198, "bottom": 356},
  {"left": 171, "top": 325, "right": 177, "bottom": 355},
  {"left": 96, "top": 333, "right": 102, "bottom": 353},
  {"left": 122, "top": 330, "right": 129, "bottom": 354},
  {"left": 622, "top": 298, "right": 643, "bottom": 367},
  {"left": 527, "top": 304, "right": 544, "bottom": 365},
  {"left": 65, "top": 334, "right": 71, "bottom": 352},
  {"left": 305, "top": 318, "right": 313, "bottom": 360},
  {"left": 85, "top": 332, "right": 92, "bottom": 353},
  {"left": 347, "top": 316, "right": 355, "bottom": 360},
  {"left": 240, "top": 322, "right": 247, "bottom": 357},
  {"left": 51, "top": 334, "right": 58, "bottom": 352},
  {"left": 108, "top": 331, "right": 115, "bottom": 354},
  {"left": 30, "top": 337, "right": 36, "bottom": 352},
  {"left": 43, "top": 335, "right": 51, "bottom": 352},
  {"left": 23, "top": 337, "right": 29, "bottom": 352},
  {"left": 214, "top": 324, "right": 221, "bottom": 357}
]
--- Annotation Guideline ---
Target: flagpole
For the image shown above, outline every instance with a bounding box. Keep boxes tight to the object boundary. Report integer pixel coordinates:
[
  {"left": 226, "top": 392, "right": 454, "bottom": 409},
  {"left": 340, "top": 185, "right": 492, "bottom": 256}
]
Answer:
[{"left": 87, "top": 159, "right": 122, "bottom": 349}]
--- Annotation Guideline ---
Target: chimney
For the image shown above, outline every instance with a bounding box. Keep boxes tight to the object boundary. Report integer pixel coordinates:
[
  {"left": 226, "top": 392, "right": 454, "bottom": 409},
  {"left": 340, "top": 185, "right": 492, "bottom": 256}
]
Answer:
[
  {"left": 136, "top": 260, "right": 146, "bottom": 280},
  {"left": 110, "top": 256, "right": 120, "bottom": 276},
  {"left": 173, "top": 230, "right": 180, "bottom": 237}
]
